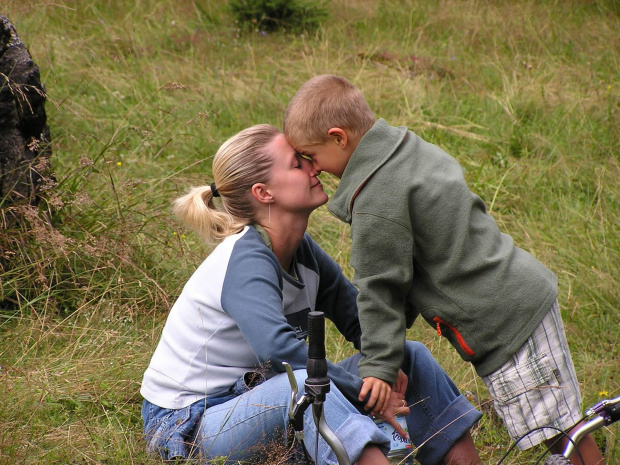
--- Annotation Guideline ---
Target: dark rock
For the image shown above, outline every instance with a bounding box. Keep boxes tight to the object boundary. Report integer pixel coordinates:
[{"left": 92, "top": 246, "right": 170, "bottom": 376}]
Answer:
[{"left": 0, "top": 15, "right": 53, "bottom": 208}]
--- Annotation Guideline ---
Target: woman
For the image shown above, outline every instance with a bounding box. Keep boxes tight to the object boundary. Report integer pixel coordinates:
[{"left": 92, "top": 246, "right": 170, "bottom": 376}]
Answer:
[{"left": 140, "top": 125, "right": 483, "bottom": 465}]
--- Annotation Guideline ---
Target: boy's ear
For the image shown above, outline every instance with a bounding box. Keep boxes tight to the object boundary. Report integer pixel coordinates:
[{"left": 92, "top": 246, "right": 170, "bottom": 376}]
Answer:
[
  {"left": 251, "top": 183, "right": 273, "bottom": 204},
  {"left": 327, "top": 127, "right": 349, "bottom": 149}
]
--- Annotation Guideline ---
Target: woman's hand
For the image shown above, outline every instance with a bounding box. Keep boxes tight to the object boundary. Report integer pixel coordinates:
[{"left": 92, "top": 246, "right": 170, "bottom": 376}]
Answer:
[
  {"left": 393, "top": 369, "right": 408, "bottom": 395},
  {"left": 376, "top": 391, "right": 410, "bottom": 440}
]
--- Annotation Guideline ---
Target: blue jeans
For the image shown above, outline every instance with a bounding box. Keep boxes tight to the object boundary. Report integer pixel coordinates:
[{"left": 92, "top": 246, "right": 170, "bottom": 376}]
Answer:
[{"left": 142, "top": 341, "right": 481, "bottom": 465}]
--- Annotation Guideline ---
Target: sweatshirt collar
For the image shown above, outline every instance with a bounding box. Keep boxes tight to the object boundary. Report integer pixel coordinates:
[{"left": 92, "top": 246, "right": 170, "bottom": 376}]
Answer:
[
  {"left": 252, "top": 223, "right": 272, "bottom": 250},
  {"left": 251, "top": 223, "right": 299, "bottom": 281}
]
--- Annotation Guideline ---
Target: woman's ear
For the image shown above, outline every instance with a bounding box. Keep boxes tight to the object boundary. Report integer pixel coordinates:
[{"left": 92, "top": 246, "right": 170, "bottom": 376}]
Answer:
[
  {"left": 251, "top": 183, "right": 273, "bottom": 204},
  {"left": 327, "top": 127, "right": 349, "bottom": 149}
]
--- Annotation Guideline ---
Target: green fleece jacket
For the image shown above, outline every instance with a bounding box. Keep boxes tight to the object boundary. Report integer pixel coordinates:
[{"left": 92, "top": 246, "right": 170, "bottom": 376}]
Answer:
[{"left": 328, "top": 119, "right": 558, "bottom": 383}]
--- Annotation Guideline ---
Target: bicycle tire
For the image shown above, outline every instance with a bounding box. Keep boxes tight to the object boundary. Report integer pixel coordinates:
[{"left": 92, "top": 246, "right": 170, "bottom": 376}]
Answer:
[{"left": 543, "top": 454, "right": 571, "bottom": 465}]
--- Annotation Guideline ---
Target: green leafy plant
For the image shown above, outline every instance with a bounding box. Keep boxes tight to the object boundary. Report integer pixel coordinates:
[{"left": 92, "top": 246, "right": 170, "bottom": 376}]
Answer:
[{"left": 229, "top": 0, "right": 329, "bottom": 32}]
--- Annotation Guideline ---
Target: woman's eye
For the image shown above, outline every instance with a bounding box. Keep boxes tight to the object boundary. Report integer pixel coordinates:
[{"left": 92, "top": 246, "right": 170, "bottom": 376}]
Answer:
[{"left": 294, "top": 154, "right": 304, "bottom": 168}]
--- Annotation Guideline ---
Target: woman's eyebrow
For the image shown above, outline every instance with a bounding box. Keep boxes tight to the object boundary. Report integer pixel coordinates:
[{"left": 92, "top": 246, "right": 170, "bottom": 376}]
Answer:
[{"left": 291, "top": 152, "right": 303, "bottom": 165}]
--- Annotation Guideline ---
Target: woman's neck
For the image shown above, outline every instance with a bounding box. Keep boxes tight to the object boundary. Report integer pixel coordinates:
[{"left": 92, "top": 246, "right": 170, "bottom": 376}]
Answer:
[{"left": 261, "top": 216, "right": 308, "bottom": 271}]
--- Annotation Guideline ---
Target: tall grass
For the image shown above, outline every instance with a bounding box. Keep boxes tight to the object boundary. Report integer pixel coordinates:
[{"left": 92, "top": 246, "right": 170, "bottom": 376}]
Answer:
[{"left": 1, "top": 0, "right": 618, "bottom": 463}]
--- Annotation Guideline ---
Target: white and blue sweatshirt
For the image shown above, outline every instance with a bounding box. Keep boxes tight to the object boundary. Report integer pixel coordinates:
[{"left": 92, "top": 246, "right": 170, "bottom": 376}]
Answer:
[{"left": 140, "top": 225, "right": 364, "bottom": 410}]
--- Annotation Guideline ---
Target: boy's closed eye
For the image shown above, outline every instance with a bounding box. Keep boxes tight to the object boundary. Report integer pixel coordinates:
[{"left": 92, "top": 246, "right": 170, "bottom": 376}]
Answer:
[{"left": 296, "top": 152, "right": 313, "bottom": 162}]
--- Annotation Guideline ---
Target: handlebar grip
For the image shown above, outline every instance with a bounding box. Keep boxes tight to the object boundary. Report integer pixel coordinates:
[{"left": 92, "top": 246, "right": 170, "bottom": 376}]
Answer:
[
  {"left": 609, "top": 399, "right": 620, "bottom": 422},
  {"left": 306, "top": 311, "right": 328, "bottom": 381},
  {"left": 307, "top": 311, "right": 326, "bottom": 360}
]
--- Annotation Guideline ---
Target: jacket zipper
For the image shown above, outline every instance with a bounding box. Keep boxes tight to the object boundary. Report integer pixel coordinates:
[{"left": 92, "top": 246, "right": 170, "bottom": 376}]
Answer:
[{"left": 433, "top": 316, "right": 475, "bottom": 357}]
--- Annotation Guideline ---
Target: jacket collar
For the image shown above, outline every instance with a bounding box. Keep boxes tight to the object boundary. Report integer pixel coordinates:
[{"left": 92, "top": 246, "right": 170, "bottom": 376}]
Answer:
[{"left": 328, "top": 119, "right": 407, "bottom": 223}]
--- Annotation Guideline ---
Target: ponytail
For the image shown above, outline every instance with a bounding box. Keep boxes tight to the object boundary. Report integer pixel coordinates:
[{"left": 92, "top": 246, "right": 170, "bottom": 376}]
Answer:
[
  {"left": 173, "top": 124, "right": 279, "bottom": 243},
  {"left": 173, "top": 185, "right": 241, "bottom": 242}
]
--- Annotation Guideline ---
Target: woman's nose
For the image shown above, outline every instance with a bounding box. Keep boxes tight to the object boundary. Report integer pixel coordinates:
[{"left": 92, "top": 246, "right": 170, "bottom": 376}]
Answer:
[
  {"left": 310, "top": 161, "right": 321, "bottom": 174},
  {"left": 310, "top": 165, "right": 321, "bottom": 176},
  {"left": 302, "top": 157, "right": 320, "bottom": 174}
]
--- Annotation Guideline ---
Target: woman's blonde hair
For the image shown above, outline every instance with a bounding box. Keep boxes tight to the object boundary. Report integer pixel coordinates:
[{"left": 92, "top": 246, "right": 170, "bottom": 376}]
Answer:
[
  {"left": 173, "top": 124, "right": 279, "bottom": 242},
  {"left": 283, "top": 74, "right": 375, "bottom": 146}
]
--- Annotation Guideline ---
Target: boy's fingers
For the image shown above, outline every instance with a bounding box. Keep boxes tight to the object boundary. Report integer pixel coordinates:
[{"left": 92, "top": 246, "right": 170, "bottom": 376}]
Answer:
[
  {"left": 365, "top": 398, "right": 377, "bottom": 411},
  {"left": 369, "top": 394, "right": 383, "bottom": 415},
  {"left": 359, "top": 379, "right": 377, "bottom": 409},
  {"left": 374, "top": 385, "right": 391, "bottom": 416},
  {"left": 358, "top": 384, "right": 369, "bottom": 402},
  {"left": 360, "top": 378, "right": 393, "bottom": 413},
  {"left": 358, "top": 381, "right": 376, "bottom": 404},
  {"left": 366, "top": 386, "right": 383, "bottom": 415}
]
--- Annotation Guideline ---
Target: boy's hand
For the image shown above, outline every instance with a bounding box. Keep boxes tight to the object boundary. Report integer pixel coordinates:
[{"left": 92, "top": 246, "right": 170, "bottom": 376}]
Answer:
[{"left": 359, "top": 377, "right": 392, "bottom": 416}]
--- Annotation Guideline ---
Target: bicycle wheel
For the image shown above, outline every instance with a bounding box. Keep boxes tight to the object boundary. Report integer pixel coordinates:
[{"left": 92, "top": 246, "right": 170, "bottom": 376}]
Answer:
[{"left": 543, "top": 454, "right": 571, "bottom": 465}]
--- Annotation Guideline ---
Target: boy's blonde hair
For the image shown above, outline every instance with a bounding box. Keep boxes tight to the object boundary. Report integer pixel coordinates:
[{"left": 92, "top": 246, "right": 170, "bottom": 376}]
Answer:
[
  {"left": 283, "top": 74, "right": 375, "bottom": 146},
  {"left": 174, "top": 124, "right": 279, "bottom": 242}
]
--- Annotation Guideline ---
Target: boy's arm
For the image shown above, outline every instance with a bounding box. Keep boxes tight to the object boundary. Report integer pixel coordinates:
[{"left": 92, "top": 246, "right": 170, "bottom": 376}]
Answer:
[
  {"left": 350, "top": 214, "right": 415, "bottom": 384},
  {"left": 309, "top": 235, "right": 409, "bottom": 414}
]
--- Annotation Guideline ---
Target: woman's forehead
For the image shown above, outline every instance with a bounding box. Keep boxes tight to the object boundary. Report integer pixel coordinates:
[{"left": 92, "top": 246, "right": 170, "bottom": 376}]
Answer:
[{"left": 269, "top": 133, "right": 296, "bottom": 160}]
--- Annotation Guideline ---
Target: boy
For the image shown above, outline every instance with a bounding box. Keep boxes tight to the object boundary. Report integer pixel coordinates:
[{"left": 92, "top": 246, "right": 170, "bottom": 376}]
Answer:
[{"left": 283, "top": 74, "right": 603, "bottom": 464}]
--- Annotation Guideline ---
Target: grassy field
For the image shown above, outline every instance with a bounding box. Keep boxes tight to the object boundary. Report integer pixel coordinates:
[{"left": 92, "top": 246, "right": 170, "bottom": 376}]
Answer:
[{"left": 1, "top": 0, "right": 618, "bottom": 463}]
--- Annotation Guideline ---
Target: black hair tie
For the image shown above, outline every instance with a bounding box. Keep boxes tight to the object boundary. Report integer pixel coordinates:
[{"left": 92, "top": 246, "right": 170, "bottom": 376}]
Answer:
[{"left": 210, "top": 182, "right": 220, "bottom": 197}]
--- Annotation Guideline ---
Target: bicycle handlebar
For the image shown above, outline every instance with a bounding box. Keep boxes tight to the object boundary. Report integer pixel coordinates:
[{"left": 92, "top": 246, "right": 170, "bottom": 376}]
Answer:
[
  {"left": 560, "top": 394, "right": 620, "bottom": 460},
  {"left": 283, "top": 312, "right": 351, "bottom": 465}
]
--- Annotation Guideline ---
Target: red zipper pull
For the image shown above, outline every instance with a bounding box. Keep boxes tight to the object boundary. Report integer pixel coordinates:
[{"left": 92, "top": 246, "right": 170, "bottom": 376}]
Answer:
[{"left": 432, "top": 316, "right": 475, "bottom": 356}]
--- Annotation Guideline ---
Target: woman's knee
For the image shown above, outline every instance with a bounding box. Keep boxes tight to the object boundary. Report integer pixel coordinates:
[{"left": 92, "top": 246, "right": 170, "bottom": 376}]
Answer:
[
  {"left": 403, "top": 340, "right": 435, "bottom": 369},
  {"left": 402, "top": 341, "right": 459, "bottom": 394},
  {"left": 404, "top": 340, "right": 431, "bottom": 356}
]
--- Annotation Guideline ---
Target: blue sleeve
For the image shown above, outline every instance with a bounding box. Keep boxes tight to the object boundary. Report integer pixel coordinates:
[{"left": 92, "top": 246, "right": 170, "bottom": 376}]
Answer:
[
  {"left": 221, "top": 235, "right": 365, "bottom": 410},
  {"left": 304, "top": 235, "right": 362, "bottom": 350}
]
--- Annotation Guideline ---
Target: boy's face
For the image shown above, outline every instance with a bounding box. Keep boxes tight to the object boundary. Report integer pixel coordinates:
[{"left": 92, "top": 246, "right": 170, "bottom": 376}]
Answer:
[
  {"left": 294, "top": 129, "right": 354, "bottom": 179},
  {"left": 264, "top": 134, "right": 328, "bottom": 214}
]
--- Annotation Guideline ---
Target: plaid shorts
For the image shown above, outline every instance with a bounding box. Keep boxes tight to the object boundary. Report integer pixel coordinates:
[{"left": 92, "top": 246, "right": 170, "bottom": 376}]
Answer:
[{"left": 481, "top": 301, "right": 583, "bottom": 449}]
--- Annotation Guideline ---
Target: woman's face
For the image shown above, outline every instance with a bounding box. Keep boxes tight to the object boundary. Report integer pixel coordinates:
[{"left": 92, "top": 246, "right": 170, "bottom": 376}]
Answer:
[{"left": 265, "top": 133, "right": 328, "bottom": 215}]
